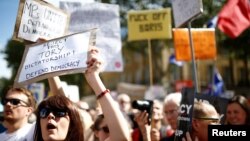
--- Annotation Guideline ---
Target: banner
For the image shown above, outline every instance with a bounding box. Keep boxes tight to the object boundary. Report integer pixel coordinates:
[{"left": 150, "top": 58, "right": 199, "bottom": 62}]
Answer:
[
  {"left": 14, "top": 29, "right": 96, "bottom": 87},
  {"left": 60, "top": 2, "right": 123, "bottom": 72},
  {"left": 173, "top": 28, "right": 217, "bottom": 61},
  {"left": 13, "top": 0, "right": 69, "bottom": 42},
  {"left": 127, "top": 8, "right": 172, "bottom": 41}
]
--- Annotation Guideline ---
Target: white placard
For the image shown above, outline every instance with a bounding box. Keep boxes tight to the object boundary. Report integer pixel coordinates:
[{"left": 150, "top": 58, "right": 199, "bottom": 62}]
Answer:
[
  {"left": 17, "top": 0, "right": 69, "bottom": 42},
  {"left": 43, "top": 0, "right": 95, "bottom": 8},
  {"left": 60, "top": 2, "right": 123, "bottom": 72},
  {"left": 14, "top": 29, "right": 96, "bottom": 87},
  {"left": 172, "top": 0, "right": 203, "bottom": 27}
]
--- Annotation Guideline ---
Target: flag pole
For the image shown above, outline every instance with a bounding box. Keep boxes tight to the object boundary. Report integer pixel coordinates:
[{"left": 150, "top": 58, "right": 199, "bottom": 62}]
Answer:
[
  {"left": 211, "top": 62, "right": 216, "bottom": 95},
  {"left": 148, "top": 39, "right": 153, "bottom": 87},
  {"left": 188, "top": 22, "right": 199, "bottom": 93}
]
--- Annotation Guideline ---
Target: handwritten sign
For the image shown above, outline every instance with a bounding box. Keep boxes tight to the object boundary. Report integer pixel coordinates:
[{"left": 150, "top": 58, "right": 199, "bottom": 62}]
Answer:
[
  {"left": 60, "top": 2, "right": 123, "bottom": 72},
  {"left": 173, "top": 28, "right": 217, "bottom": 61},
  {"left": 172, "top": 0, "right": 203, "bottom": 27},
  {"left": 13, "top": 0, "right": 69, "bottom": 42},
  {"left": 14, "top": 29, "right": 96, "bottom": 87},
  {"left": 127, "top": 8, "right": 172, "bottom": 41}
]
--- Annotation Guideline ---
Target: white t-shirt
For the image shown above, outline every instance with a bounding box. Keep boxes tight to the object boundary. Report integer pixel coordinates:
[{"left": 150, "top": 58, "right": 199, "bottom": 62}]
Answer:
[{"left": 0, "top": 122, "right": 35, "bottom": 141}]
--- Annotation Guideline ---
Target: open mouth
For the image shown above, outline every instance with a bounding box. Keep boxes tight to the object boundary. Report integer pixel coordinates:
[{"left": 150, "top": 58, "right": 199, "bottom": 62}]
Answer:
[{"left": 47, "top": 123, "right": 56, "bottom": 130}]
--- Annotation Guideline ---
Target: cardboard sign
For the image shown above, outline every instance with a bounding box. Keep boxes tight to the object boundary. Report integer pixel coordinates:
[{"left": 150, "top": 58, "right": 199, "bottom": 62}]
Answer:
[
  {"left": 60, "top": 2, "right": 123, "bottom": 72},
  {"left": 13, "top": 0, "right": 69, "bottom": 42},
  {"left": 14, "top": 29, "right": 96, "bottom": 87},
  {"left": 127, "top": 8, "right": 172, "bottom": 41},
  {"left": 172, "top": 0, "right": 203, "bottom": 27},
  {"left": 173, "top": 28, "right": 217, "bottom": 61},
  {"left": 175, "top": 87, "right": 195, "bottom": 141}
]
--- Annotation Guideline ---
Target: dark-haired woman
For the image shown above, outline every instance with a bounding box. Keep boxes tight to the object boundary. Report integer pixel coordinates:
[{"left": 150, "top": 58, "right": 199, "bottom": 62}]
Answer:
[
  {"left": 225, "top": 95, "right": 250, "bottom": 125},
  {"left": 34, "top": 94, "right": 83, "bottom": 141}
]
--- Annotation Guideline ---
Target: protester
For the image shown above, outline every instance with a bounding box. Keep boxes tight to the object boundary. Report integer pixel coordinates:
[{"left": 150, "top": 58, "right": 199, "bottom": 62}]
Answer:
[
  {"left": 160, "top": 92, "right": 182, "bottom": 141},
  {"left": 182, "top": 101, "right": 220, "bottom": 141},
  {"left": 133, "top": 111, "right": 151, "bottom": 141},
  {"left": 133, "top": 99, "right": 173, "bottom": 141},
  {"left": 35, "top": 47, "right": 130, "bottom": 141},
  {"left": 117, "top": 93, "right": 134, "bottom": 130},
  {"left": 76, "top": 101, "right": 95, "bottom": 141},
  {"left": 0, "top": 87, "right": 36, "bottom": 141},
  {"left": 225, "top": 95, "right": 250, "bottom": 125},
  {"left": 91, "top": 114, "right": 111, "bottom": 141},
  {"left": 34, "top": 94, "right": 84, "bottom": 141},
  {"left": 117, "top": 93, "right": 132, "bottom": 113}
]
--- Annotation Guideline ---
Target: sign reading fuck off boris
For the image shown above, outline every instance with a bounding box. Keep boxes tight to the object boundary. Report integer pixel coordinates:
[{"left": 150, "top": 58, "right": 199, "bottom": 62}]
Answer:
[{"left": 14, "top": 29, "right": 97, "bottom": 87}]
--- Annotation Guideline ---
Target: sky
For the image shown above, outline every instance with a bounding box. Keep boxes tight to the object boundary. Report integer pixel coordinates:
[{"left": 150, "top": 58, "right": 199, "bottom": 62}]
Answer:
[{"left": 0, "top": 0, "right": 19, "bottom": 79}]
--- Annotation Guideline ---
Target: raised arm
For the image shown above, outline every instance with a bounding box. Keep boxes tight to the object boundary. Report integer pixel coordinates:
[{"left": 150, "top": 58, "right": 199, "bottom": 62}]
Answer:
[
  {"left": 48, "top": 76, "right": 66, "bottom": 96},
  {"left": 84, "top": 48, "right": 130, "bottom": 141}
]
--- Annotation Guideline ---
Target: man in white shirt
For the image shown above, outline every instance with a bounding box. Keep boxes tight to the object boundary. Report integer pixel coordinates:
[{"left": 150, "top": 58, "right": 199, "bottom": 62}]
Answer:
[{"left": 0, "top": 87, "right": 36, "bottom": 141}]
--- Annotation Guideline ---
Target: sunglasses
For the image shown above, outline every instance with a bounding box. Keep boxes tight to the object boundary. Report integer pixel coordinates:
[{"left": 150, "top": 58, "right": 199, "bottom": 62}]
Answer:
[
  {"left": 98, "top": 126, "right": 109, "bottom": 133},
  {"left": 39, "top": 108, "right": 68, "bottom": 118},
  {"left": 194, "top": 117, "right": 220, "bottom": 123},
  {"left": 2, "top": 98, "right": 29, "bottom": 106}
]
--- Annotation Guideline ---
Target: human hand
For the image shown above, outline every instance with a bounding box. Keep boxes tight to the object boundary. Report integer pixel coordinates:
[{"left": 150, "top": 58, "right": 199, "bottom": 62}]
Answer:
[
  {"left": 182, "top": 132, "right": 198, "bottom": 141},
  {"left": 85, "top": 47, "right": 103, "bottom": 75},
  {"left": 134, "top": 111, "right": 151, "bottom": 141},
  {"left": 134, "top": 111, "right": 151, "bottom": 133},
  {"left": 150, "top": 128, "right": 160, "bottom": 141}
]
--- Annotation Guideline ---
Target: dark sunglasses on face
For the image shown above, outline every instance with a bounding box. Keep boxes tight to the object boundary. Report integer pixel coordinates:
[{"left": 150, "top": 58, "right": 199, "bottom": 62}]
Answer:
[
  {"left": 194, "top": 117, "right": 220, "bottom": 123},
  {"left": 39, "top": 108, "right": 68, "bottom": 118},
  {"left": 2, "top": 98, "right": 29, "bottom": 106},
  {"left": 98, "top": 126, "right": 109, "bottom": 133}
]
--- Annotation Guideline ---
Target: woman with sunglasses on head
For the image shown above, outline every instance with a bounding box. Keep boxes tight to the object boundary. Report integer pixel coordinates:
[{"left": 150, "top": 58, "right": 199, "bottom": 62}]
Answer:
[
  {"left": 225, "top": 95, "right": 250, "bottom": 125},
  {"left": 35, "top": 47, "right": 130, "bottom": 141}
]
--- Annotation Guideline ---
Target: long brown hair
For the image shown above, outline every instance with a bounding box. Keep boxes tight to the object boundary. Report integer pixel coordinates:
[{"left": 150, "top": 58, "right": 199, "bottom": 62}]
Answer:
[
  {"left": 226, "top": 95, "right": 250, "bottom": 125},
  {"left": 34, "top": 94, "right": 84, "bottom": 141}
]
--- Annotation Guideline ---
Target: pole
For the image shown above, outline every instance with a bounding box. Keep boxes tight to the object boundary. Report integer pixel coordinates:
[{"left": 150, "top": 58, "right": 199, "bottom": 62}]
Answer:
[
  {"left": 188, "top": 22, "right": 199, "bottom": 93},
  {"left": 148, "top": 39, "right": 153, "bottom": 86},
  {"left": 211, "top": 62, "right": 216, "bottom": 95}
]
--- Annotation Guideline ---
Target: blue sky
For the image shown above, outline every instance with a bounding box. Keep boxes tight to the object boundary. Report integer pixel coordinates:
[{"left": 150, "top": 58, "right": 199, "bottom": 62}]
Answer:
[{"left": 0, "top": 0, "right": 19, "bottom": 79}]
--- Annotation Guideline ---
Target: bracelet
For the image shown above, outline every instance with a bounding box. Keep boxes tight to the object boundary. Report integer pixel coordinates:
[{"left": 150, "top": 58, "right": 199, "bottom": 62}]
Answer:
[{"left": 96, "top": 89, "right": 110, "bottom": 99}]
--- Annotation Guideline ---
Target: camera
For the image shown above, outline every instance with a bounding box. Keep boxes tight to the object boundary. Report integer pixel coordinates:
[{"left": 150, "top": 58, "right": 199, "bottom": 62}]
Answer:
[{"left": 132, "top": 100, "right": 153, "bottom": 124}]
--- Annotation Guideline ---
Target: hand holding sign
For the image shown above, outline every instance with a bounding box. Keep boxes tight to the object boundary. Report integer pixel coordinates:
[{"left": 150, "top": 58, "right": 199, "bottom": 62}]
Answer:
[
  {"left": 14, "top": 28, "right": 97, "bottom": 87},
  {"left": 85, "top": 47, "right": 104, "bottom": 74}
]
